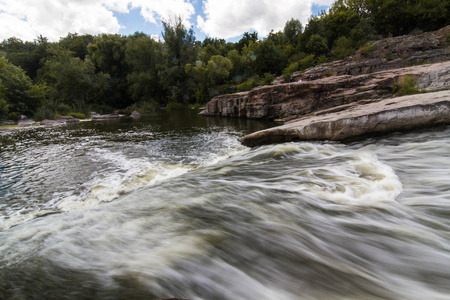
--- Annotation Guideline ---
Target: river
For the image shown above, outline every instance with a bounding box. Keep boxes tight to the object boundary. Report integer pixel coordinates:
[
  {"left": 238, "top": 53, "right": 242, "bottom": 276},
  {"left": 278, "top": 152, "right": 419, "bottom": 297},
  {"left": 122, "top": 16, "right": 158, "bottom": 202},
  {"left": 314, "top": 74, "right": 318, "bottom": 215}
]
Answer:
[{"left": 1, "top": 110, "right": 449, "bottom": 300}]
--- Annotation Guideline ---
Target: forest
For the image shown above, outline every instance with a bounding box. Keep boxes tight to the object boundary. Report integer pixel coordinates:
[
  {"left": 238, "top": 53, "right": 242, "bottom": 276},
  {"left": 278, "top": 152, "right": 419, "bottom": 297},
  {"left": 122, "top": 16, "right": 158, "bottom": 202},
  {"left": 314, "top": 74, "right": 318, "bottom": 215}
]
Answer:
[{"left": 0, "top": 0, "right": 449, "bottom": 121}]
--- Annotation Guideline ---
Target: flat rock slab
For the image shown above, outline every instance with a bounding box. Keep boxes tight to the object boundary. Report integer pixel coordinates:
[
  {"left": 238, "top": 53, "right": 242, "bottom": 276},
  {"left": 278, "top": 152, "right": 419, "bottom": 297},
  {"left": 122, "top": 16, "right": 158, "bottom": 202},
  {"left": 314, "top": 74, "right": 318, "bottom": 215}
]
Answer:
[{"left": 240, "top": 90, "right": 450, "bottom": 147}]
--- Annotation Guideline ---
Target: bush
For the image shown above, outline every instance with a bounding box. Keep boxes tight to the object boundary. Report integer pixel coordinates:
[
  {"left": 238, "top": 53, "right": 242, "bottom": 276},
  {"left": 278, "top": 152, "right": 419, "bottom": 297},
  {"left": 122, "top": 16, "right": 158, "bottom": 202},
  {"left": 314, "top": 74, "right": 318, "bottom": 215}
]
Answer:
[
  {"left": 393, "top": 75, "right": 421, "bottom": 96},
  {"left": 55, "top": 102, "right": 72, "bottom": 116},
  {"left": 126, "top": 100, "right": 159, "bottom": 113},
  {"left": 68, "top": 112, "right": 86, "bottom": 119},
  {"left": 166, "top": 101, "right": 186, "bottom": 111},
  {"left": 261, "top": 73, "right": 275, "bottom": 85},
  {"left": 283, "top": 62, "right": 299, "bottom": 82},
  {"left": 333, "top": 36, "right": 356, "bottom": 60},
  {"left": 359, "top": 41, "right": 376, "bottom": 55},
  {"left": 299, "top": 54, "right": 316, "bottom": 70},
  {"left": 34, "top": 106, "right": 57, "bottom": 121}
]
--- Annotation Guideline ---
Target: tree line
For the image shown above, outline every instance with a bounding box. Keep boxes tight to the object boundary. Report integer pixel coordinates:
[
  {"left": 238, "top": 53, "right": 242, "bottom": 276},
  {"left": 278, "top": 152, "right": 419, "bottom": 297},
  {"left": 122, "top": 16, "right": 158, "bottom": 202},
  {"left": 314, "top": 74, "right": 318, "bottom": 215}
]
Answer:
[{"left": 1, "top": 0, "right": 448, "bottom": 121}]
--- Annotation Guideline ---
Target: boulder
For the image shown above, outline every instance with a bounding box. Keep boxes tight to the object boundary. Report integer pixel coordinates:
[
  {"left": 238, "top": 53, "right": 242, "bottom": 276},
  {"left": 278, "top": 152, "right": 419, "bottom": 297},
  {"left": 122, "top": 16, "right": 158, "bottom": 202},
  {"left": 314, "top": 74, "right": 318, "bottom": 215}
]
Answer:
[
  {"left": 130, "top": 111, "right": 141, "bottom": 118},
  {"left": 17, "top": 115, "right": 36, "bottom": 127}
]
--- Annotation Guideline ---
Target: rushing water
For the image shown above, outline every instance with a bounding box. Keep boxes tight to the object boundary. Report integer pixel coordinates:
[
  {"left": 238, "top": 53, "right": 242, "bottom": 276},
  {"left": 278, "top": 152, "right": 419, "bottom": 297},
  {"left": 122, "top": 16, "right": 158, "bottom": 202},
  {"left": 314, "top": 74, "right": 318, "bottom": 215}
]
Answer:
[{"left": 1, "top": 110, "right": 449, "bottom": 300}]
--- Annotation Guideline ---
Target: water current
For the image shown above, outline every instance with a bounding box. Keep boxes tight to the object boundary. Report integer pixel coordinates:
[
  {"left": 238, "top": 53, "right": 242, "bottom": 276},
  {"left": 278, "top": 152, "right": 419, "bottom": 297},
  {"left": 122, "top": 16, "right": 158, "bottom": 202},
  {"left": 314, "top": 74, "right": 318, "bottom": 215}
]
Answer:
[{"left": 1, "top": 110, "right": 449, "bottom": 299}]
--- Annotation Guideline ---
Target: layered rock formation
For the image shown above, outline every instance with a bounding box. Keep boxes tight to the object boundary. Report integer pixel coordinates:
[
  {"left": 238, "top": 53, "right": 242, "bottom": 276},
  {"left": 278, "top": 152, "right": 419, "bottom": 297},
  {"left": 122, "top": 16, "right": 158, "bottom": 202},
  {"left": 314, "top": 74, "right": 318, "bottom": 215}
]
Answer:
[
  {"left": 200, "top": 26, "right": 450, "bottom": 146},
  {"left": 293, "top": 25, "right": 450, "bottom": 81},
  {"left": 240, "top": 90, "right": 450, "bottom": 146},
  {"left": 200, "top": 61, "right": 450, "bottom": 122}
]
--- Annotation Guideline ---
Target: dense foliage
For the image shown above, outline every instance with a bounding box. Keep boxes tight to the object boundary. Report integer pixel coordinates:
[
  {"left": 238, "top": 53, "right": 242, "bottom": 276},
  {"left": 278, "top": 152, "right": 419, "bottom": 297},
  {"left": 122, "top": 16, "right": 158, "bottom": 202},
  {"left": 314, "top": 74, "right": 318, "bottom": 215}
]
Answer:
[{"left": 1, "top": 0, "right": 449, "bottom": 120}]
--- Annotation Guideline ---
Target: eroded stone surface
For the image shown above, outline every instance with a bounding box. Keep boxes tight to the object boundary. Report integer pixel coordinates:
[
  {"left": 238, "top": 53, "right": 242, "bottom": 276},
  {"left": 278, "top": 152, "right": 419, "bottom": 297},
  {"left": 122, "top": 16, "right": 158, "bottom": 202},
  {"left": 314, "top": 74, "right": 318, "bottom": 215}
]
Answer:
[{"left": 240, "top": 90, "right": 450, "bottom": 147}]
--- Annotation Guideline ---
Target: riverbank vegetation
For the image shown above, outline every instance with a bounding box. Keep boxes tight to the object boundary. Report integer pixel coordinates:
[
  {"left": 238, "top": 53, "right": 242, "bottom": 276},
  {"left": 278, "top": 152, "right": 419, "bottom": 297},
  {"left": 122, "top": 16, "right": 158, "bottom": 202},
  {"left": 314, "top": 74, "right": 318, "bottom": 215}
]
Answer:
[{"left": 1, "top": 0, "right": 448, "bottom": 121}]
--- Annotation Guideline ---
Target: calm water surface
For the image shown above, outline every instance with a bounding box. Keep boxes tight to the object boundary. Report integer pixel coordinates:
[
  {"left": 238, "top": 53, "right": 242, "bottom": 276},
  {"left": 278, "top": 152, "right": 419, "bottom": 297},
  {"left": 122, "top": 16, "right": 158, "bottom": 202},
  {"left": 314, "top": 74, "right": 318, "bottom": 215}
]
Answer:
[{"left": 0, "top": 110, "right": 449, "bottom": 299}]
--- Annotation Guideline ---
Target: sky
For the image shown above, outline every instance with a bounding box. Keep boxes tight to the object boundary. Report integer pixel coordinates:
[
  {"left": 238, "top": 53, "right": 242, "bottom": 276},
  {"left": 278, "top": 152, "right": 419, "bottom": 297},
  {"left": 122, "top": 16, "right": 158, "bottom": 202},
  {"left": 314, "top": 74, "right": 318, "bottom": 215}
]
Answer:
[{"left": 0, "top": 0, "right": 334, "bottom": 43}]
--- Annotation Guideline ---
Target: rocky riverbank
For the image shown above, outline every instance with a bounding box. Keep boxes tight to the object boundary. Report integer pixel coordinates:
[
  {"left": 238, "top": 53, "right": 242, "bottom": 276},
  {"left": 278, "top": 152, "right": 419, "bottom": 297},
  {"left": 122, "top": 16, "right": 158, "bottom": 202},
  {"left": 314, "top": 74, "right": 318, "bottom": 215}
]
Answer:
[
  {"left": 240, "top": 90, "right": 450, "bottom": 146},
  {"left": 200, "top": 26, "right": 450, "bottom": 146}
]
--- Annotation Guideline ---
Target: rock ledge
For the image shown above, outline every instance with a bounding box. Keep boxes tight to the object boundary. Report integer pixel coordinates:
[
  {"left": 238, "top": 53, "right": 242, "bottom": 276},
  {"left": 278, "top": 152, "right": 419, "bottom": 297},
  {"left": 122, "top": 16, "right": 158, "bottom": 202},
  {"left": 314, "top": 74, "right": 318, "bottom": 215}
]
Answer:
[{"left": 240, "top": 90, "right": 450, "bottom": 147}]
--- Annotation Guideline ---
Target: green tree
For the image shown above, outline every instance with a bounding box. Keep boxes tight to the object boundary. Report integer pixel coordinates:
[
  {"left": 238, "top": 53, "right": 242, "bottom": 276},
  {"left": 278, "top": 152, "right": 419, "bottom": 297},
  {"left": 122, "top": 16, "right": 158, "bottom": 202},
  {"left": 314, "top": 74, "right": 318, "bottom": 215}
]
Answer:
[
  {"left": 306, "top": 34, "right": 329, "bottom": 57},
  {"left": 125, "top": 35, "right": 163, "bottom": 105},
  {"left": 160, "top": 18, "right": 198, "bottom": 104},
  {"left": 323, "top": 0, "right": 360, "bottom": 45},
  {"left": 59, "top": 33, "right": 94, "bottom": 60},
  {"left": 38, "top": 46, "right": 109, "bottom": 110},
  {"left": 0, "top": 36, "right": 50, "bottom": 80},
  {"left": 284, "top": 18, "right": 303, "bottom": 45},
  {"left": 300, "top": 16, "right": 326, "bottom": 52},
  {"left": 0, "top": 57, "right": 47, "bottom": 118},
  {"left": 0, "top": 78, "right": 9, "bottom": 120},
  {"left": 236, "top": 32, "right": 258, "bottom": 53},
  {"left": 348, "top": 0, "right": 450, "bottom": 36},
  {"left": 186, "top": 55, "right": 232, "bottom": 103},
  {"left": 332, "top": 36, "right": 355, "bottom": 59},
  {"left": 253, "top": 39, "right": 286, "bottom": 75},
  {"left": 88, "top": 34, "right": 129, "bottom": 107}
]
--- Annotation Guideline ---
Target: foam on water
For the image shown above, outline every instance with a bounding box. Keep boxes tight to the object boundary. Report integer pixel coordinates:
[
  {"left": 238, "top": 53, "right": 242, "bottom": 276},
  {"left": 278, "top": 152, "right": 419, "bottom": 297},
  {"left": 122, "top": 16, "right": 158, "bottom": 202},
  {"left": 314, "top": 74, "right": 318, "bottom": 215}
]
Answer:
[{"left": 1, "top": 120, "right": 449, "bottom": 300}]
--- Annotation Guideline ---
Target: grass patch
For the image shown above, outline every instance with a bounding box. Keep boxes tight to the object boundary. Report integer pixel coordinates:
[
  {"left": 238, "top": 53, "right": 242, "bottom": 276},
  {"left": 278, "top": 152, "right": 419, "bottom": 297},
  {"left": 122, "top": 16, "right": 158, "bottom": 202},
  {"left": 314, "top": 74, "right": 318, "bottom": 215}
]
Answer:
[
  {"left": 68, "top": 112, "right": 86, "bottom": 119},
  {"left": 0, "top": 124, "right": 18, "bottom": 130}
]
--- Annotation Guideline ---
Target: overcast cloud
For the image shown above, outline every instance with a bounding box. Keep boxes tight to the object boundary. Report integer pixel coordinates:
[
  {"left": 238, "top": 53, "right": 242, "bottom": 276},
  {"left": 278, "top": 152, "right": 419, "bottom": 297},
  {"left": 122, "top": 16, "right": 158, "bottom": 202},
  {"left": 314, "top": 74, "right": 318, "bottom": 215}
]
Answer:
[{"left": 0, "top": 0, "right": 334, "bottom": 42}]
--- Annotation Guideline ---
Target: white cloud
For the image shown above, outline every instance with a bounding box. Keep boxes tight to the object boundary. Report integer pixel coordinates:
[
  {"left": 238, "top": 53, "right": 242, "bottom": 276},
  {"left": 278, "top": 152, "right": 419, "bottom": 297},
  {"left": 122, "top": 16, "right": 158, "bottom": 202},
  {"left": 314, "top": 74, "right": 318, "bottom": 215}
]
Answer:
[
  {"left": 0, "top": 0, "right": 196, "bottom": 42},
  {"left": 0, "top": 0, "right": 122, "bottom": 41},
  {"left": 130, "top": 0, "right": 195, "bottom": 27},
  {"left": 197, "top": 0, "right": 335, "bottom": 40}
]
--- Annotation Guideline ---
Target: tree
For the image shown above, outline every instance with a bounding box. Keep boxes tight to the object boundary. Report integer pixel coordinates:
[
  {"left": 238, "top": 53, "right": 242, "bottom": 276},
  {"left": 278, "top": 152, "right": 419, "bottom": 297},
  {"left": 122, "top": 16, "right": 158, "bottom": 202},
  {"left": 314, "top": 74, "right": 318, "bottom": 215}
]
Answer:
[
  {"left": 253, "top": 39, "right": 286, "bottom": 75},
  {"left": 300, "top": 16, "right": 327, "bottom": 53},
  {"left": 323, "top": 0, "right": 360, "bottom": 46},
  {"left": 236, "top": 32, "right": 258, "bottom": 53},
  {"left": 0, "top": 36, "right": 48, "bottom": 80},
  {"left": 88, "top": 34, "right": 129, "bottom": 107},
  {"left": 125, "top": 35, "right": 163, "bottom": 104},
  {"left": 38, "top": 45, "right": 109, "bottom": 109},
  {"left": 348, "top": 0, "right": 450, "bottom": 36},
  {"left": 59, "top": 33, "right": 94, "bottom": 60},
  {"left": 0, "top": 57, "right": 47, "bottom": 118},
  {"left": 160, "top": 18, "right": 198, "bottom": 104},
  {"left": 306, "top": 34, "right": 329, "bottom": 57},
  {"left": 284, "top": 18, "right": 303, "bottom": 45},
  {"left": 186, "top": 55, "right": 232, "bottom": 103}
]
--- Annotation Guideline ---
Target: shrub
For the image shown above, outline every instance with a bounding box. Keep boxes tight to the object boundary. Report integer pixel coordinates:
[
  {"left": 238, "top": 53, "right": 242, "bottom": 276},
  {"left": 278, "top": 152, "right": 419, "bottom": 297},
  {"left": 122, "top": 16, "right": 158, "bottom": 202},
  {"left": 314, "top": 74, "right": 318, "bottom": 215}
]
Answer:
[
  {"left": 126, "top": 100, "right": 159, "bottom": 113},
  {"left": 166, "top": 101, "right": 186, "bottom": 111},
  {"left": 68, "top": 112, "right": 86, "bottom": 119},
  {"left": 261, "top": 73, "right": 275, "bottom": 85},
  {"left": 34, "top": 106, "right": 57, "bottom": 121},
  {"left": 55, "top": 102, "right": 72, "bottom": 116},
  {"left": 359, "top": 41, "right": 376, "bottom": 55},
  {"left": 333, "top": 36, "right": 356, "bottom": 60},
  {"left": 393, "top": 75, "right": 421, "bottom": 96},
  {"left": 282, "top": 62, "right": 299, "bottom": 82},
  {"left": 299, "top": 54, "right": 316, "bottom": 70}
]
